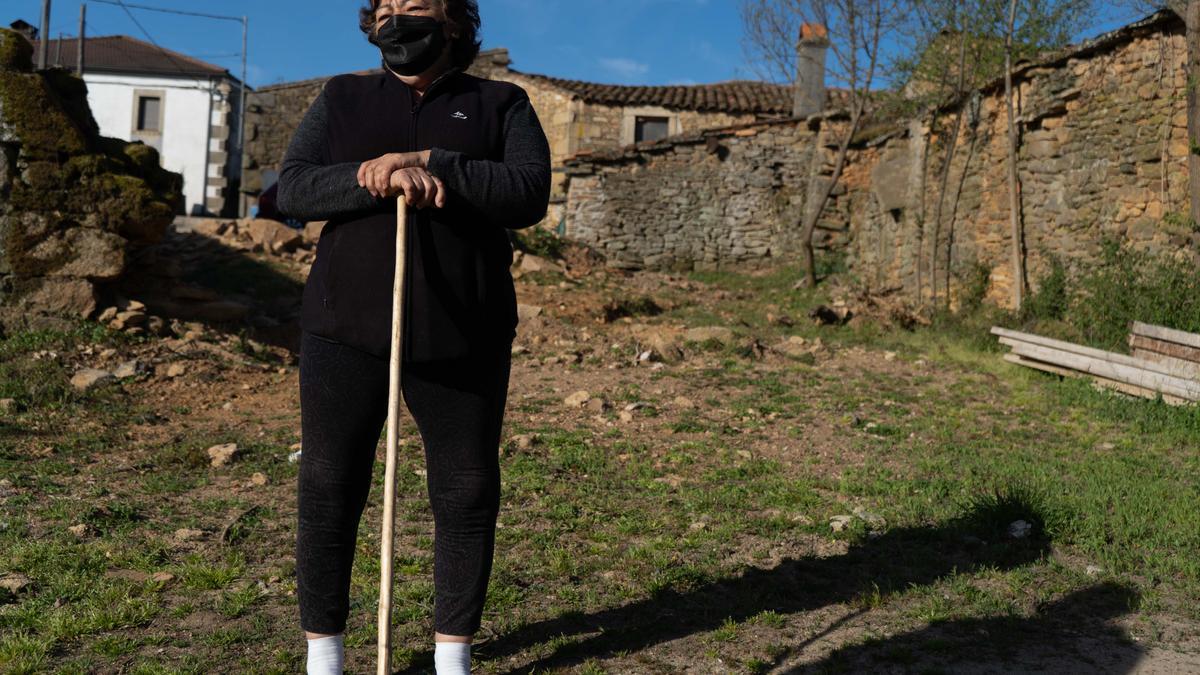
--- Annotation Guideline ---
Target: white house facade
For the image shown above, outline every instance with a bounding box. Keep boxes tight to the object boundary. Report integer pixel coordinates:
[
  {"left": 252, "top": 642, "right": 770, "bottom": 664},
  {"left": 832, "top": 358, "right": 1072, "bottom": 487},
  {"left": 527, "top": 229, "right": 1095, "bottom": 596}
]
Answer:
[{"left": 31, "top": 35, "right": 246, "bottom": 216}]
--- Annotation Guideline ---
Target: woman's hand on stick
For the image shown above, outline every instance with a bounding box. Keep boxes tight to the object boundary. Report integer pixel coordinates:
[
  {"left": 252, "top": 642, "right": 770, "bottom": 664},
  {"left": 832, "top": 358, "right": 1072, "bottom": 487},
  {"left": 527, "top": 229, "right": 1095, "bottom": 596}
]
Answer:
[
  {"left": 386, "top": 167, "right": 446, "bottom": 209},
  {"left": 357, "top": 151, "right": 432, "bottom": 198}
]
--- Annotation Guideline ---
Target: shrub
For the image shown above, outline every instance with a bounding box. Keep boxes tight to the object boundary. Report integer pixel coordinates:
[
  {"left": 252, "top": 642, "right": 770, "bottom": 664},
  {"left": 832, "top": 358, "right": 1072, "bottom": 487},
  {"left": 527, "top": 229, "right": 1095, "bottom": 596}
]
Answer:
[
  {"left": 955, "top": 261, "right": 992, "bottom": 313},
  {"left": 1071, "top": 240, "right": 1200, "bottom": 352},
  {"left": 1021, "top": 255, "right": 1069, "bottom": 323},
  {"left": 511, "top": 226, "right": 565, "bottom": 260}
]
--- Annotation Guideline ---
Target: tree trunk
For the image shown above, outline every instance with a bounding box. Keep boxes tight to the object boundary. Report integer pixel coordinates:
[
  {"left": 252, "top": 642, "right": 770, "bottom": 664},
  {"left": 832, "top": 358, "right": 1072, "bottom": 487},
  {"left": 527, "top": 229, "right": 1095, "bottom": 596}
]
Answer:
[
  {"left": 1187, "top": 1, "right": 1200, "bottom": 227},
  {"left": 930, "top": 110, "right": 965, "bottom": 306},
  {"left": 1004, "top": 0, "right": 1026, "bottom": 311},
  {"left": 930, "top": 30, "right": 971, "bottom": 307}
]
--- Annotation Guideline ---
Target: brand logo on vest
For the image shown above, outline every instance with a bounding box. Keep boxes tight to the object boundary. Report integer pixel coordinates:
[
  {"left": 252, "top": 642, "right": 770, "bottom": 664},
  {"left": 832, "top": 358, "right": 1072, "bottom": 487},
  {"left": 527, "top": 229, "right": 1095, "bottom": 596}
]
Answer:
[{"left": 451, "top": 111, "right": 469, "bottom": 120}]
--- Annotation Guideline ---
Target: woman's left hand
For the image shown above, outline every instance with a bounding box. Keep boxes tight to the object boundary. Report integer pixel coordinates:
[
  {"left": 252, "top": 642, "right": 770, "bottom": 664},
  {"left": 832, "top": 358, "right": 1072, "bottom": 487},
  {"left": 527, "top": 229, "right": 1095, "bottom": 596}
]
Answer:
[
  {"left": 386, "top": 167, "right": 447, "bottom": 209},
  {"left": 358, "top": 151, "right": 432, "bottom": 198}
]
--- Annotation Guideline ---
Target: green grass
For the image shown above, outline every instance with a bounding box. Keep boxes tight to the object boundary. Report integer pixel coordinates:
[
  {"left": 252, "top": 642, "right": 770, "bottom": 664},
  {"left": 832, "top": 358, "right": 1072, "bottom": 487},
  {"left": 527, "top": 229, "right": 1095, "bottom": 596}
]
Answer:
[{"left": 2, "top": 259, "right": 1199, "bottom": 671}]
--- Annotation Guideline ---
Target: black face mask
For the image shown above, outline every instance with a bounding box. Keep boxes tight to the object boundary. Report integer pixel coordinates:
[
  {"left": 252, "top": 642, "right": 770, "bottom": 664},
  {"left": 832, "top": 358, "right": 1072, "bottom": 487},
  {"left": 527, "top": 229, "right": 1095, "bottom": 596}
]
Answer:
[{"left": 369, "top": 14, "right": 448, "bottom": 76}]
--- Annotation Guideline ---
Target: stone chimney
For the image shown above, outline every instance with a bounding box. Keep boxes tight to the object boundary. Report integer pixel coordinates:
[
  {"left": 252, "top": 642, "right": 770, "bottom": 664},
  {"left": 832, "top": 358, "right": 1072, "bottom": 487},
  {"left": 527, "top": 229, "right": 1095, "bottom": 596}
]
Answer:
[
  {"left": 9, "top": 20, "right": 39, "bottom": 42},
  {"left": 793, "top": 23, "right": 829, "bottom": 118}
]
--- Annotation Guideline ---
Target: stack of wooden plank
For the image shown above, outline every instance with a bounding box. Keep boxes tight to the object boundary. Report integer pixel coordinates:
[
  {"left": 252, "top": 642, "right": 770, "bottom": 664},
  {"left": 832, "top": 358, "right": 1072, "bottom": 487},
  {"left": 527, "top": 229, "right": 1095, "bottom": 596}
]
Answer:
[
  {"left": 992, "top": 324, "right": 1200, "bottom": 406},
  {"left": 1128, "top": 322, "right": 1200, "bottom": 379}
]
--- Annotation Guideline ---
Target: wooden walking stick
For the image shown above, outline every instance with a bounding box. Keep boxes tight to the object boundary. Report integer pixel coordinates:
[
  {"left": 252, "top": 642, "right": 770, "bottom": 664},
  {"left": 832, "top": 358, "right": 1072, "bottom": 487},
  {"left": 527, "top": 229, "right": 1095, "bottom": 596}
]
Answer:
[{"left": 378, "top": 196, "right": 408, "bottom": 674}]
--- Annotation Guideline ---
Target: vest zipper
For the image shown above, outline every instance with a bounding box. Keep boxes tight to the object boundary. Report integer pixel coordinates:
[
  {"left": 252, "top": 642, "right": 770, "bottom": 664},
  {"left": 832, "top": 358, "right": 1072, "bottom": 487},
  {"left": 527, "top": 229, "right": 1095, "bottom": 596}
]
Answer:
[{"left": 398, "top": 68, "right": 455, "bottom": 360}]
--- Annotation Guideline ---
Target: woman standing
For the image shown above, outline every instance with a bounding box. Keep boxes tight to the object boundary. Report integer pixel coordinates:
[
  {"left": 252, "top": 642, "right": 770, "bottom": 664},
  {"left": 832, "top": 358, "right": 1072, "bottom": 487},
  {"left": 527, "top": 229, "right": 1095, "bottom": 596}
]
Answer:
[{"left": 276, "top": 1, "right": 551, "bottom": 673}]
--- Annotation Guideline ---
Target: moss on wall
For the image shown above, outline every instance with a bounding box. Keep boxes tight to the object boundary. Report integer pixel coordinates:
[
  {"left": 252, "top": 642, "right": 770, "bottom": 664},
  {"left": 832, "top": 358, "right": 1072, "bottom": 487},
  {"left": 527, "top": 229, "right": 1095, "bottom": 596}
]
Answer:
[
  {"left": 0, "top": 72, "right": 90, "bottom": 158},
  {"left": 9, "top": 152, "right": 178, "bottom": 243},
  {"left": 0, "top": 42, "right": 183, "bottom": 317},
  {"left": 42, "top": 69, "right": 100, "bottom": 140},
  {"left": 0, "top": 29, "right": 33, "bottom": 72}
]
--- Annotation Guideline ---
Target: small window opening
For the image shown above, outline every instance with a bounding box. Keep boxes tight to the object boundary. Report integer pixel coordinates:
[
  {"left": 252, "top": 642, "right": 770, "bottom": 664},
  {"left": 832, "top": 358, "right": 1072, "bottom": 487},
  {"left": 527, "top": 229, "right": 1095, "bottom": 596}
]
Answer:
[
  {"left": 635, "top": 116, "right": 670, "bottom": 143},
  {"left": 137, "top": 96, "right": 162, "bottom": 132}
]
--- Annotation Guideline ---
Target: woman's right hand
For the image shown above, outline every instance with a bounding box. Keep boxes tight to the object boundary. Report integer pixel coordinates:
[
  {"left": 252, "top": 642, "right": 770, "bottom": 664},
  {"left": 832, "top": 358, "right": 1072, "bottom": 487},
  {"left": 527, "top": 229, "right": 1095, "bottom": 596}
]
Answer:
[
  {"left": 357, "top": 151, "right": 428, "bottom": 197},
  {"left": 386, "top": 167, "right": 447, "bottom": 209}
]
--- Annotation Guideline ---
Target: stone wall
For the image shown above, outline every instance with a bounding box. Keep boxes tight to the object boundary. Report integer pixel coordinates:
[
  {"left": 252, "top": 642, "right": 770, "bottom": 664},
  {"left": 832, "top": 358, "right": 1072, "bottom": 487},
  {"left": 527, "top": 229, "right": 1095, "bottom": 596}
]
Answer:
[
  {"left": 563, "top": 116, "right": 864, "bottom": 271},
  {"left": 242, "top": 75, "right": 327, "bottom": 196},
  {"left": 563, "top": 11, "right": 1197, "bottom": 308},
  {"left": 242, "top": 52, "right": 762, "bottom": 218},
  {"left": 0, "top": 29, "right": 182, "bottom": 323},
  {"left": 844, "top": 11, "right": 1192, "bottom": 307}
]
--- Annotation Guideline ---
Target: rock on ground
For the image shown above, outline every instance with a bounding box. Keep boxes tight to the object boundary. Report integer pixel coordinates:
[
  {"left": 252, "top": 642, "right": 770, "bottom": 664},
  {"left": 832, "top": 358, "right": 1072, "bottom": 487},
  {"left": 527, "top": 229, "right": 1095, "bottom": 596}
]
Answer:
[
  {"left": 684, "top": 326, "right": 735, "bottom": 345},
  {"left": 206, "top": 443, "right": 239, "bottom": 467},
  {"left": 517, "top": 304, "right": 543, "bottom": 322},
  {"left": 564, "top": 390, "right": 591, "bottom": 407},
  {"left": 0, "top": 573, "right": 33, "bottom": 595},
  {"left": 244, "top": 218, "right": 302, "bottom": 254},
  {"left": 174, "top": 528, "right": 206, "bottom": 542},
  {"left": 70, "top": 368, "right": 115, "bottom": 392}
]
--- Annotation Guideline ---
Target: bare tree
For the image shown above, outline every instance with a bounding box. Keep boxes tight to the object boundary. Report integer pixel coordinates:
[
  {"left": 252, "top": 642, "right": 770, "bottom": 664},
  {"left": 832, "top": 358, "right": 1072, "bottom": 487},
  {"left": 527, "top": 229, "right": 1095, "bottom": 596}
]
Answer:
[
  {"left": 898, "top": 0, "right": 1092, "bottom": 309},
  {"left": 895, "top": 1, "right": 1010, "bottom": 305},
  {"left": 999, "top": 0, "right": 1096, "bottom": 309},
  {"left": 742, "top": 0, "right": 905, "bottom": 288},
  {"left": 1004, "top": 0, "right": 1027, "bottom": 310}
]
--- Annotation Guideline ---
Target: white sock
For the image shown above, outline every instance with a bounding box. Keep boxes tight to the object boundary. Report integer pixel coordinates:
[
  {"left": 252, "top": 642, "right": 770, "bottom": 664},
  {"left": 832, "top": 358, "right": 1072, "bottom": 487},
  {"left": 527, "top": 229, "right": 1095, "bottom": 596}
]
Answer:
[
  {"left": 306, "top": 634, "right": 344, "bottom": 675},
  {"left": 434, "top": 641, "right": 471, "bottom": 675}
]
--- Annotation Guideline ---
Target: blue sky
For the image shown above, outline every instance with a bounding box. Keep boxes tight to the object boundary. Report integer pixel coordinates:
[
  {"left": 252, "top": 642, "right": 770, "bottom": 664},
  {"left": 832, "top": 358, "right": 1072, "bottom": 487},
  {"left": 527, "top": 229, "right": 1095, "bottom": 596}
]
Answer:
[{"left": 7, "top": 1, "right": 1158, "bottom": 89}]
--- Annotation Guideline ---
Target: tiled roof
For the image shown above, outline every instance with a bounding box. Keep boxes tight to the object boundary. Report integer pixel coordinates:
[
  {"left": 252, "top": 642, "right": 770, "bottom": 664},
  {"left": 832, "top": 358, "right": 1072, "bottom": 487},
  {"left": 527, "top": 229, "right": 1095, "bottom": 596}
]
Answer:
[
  {"left": 514, "top": 71, "right": 796, "bottom": 115},
  {"left": 254, "top": 46, "right": 846, "bottom": 117},
  {"left": 28, "top": 35, "right": 236, "bottom": 80},
  {"left": 258, "top": 47, "right": 513, "bottom": 92}
]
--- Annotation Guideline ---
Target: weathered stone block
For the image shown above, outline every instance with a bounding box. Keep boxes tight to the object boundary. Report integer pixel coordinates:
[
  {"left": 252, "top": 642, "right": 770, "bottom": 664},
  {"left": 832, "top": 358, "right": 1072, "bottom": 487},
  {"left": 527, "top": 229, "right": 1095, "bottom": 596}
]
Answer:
[
  {"left": 0, "top": 55, "right": 180, "bottom": 322},
  {"left": 0, "top": 29, "right": 33, "bottom": 72},
  {"left": 12, "top": 276, "right": 96, "bottom": 317},
  {"left": 22, "top": 227, "right": 126, "bottom": 280}
]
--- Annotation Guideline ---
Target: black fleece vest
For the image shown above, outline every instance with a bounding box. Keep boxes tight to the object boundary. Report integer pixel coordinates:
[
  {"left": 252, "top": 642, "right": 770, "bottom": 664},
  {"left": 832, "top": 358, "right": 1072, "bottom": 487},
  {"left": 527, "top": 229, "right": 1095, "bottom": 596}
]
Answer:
[{"left": 300, "top": 70, "right": 523, "bottom": 362}]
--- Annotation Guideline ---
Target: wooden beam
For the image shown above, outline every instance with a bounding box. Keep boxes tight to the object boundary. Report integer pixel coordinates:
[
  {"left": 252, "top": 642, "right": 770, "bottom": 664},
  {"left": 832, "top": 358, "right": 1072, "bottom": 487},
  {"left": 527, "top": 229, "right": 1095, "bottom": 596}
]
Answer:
[
  {"left": 1128, "top": 334, "right": 1200, "bottom": 366},
  {"left": 1131, "top": 348, "right": 1200, "bottom": 377},
  {"left": 1003, "top": 354, "right": 1191, "bottom": 406},
  {"left": 992, "top": 327, "right": 1197, "bottom": 380},
  {"left": 1130, "top": 322, "right": 1200, "bottom": 350},
  {"left": 1005, "top": 342, "right": 1200, "bottom": 401}
]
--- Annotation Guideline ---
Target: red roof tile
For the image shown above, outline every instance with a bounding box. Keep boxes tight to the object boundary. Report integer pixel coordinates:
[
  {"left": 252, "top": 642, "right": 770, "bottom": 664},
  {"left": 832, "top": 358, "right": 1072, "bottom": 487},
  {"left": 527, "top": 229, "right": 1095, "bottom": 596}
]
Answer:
[
  {"left": 514, "top": 71, "right": 795, "bottom": 115},
  {"left": 29, "top": 35, "right": 235, "bottom": 80}
]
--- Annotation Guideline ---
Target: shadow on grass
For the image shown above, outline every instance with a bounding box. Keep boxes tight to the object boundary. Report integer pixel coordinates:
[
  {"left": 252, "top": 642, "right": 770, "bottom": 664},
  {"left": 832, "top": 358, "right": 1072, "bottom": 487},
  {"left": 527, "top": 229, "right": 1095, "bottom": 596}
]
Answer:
[
  {"left": 785, "top": 581, "right": 1142, "bottom": 674},
  {"left": 392, "top": 494, "right": 1091, "bottom": 673}
]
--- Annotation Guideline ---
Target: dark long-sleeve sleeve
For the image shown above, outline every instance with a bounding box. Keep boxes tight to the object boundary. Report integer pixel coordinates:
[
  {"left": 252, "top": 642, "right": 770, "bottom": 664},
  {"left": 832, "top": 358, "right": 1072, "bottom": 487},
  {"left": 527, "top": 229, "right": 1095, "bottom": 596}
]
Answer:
[
  {"left": 276, "top": 88, "right": 381, "bottom": 221},
  {"left": 426, "top": 95, "right": 552, "bottom": 229}
]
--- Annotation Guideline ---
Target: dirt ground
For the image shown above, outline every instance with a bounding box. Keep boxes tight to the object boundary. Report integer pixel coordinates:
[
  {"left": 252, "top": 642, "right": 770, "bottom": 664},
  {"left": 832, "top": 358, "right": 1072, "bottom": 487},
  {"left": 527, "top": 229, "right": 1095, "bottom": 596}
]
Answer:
[{"left": 2, "top": 225, "right": 1199, "bottom": 674}]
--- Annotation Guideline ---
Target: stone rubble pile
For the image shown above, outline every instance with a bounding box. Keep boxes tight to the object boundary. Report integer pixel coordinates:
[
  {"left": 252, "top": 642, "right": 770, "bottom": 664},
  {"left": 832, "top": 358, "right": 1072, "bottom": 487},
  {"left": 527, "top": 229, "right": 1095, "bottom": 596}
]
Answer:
[
  {"left": 0, "top": 28, "right": 182, "bottom": 329},
  {"left": 186, "top": 217, "right": 320, "bottom": 263}
]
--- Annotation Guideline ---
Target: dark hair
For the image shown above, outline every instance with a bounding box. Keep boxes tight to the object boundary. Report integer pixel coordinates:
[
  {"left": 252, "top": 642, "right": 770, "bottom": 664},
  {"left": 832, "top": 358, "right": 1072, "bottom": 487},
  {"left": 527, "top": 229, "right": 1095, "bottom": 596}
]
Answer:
[{"left": 359, "top": 0, "right": 482, "bottom": 70}]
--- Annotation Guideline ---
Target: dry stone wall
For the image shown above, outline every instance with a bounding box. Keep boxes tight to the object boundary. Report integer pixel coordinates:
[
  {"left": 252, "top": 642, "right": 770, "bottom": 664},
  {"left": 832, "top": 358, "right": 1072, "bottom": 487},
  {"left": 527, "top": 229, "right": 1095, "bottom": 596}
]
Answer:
[
  {"left": 243, "top": 55, "right": 761, "bottom": 216},
  {"left": 843, "top": 12, "right": 1192, "bottom": 307},
  {"left": 564, "top": 11, "right": 1197, "bottom": 308},
  {"left": 0, "top": 28, "right": 182, "bottom": 325},
  {"left": 564, "top": 120, "right": 827, "bottom": 271}
]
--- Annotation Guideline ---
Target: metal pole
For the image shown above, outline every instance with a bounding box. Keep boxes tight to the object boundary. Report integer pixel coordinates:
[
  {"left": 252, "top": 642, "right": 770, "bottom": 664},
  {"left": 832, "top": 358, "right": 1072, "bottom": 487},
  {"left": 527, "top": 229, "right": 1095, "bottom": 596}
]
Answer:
[
  {"left": 77, "top": 4, "right": 86, "bottom": 75},
  {"left": 238, "top": 15, "right": 248, "bottom": 218},
  {"left": 38, "top": 0, "right": 52, "bottom": 69}
]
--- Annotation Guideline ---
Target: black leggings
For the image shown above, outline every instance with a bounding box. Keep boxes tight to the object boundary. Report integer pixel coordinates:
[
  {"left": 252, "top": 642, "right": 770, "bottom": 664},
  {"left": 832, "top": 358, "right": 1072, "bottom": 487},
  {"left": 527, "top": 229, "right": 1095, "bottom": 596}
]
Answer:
[{"left": 295, "top": 330, "right": 511, "bottom": 636}]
